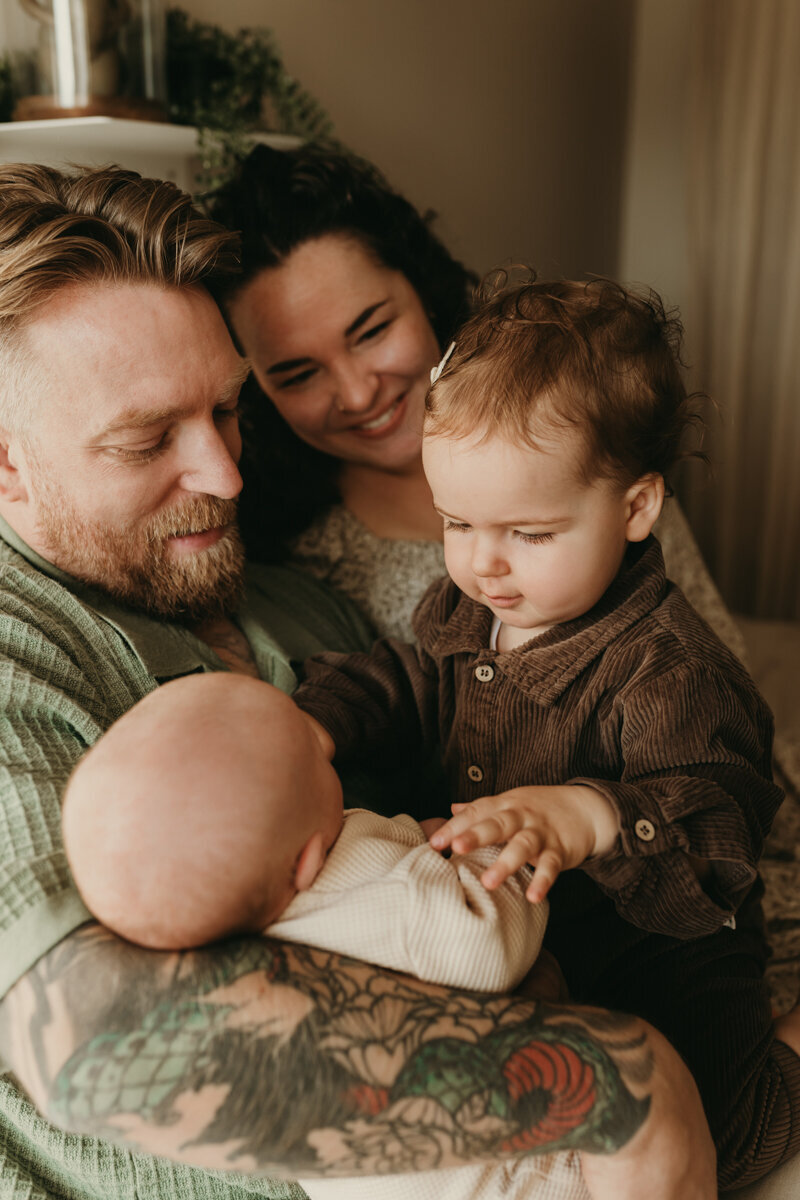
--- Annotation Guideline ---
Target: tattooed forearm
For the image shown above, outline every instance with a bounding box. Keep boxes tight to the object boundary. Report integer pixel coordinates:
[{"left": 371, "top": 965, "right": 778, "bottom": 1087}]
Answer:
[{"left": 1, "top": 923, "right": 654, "bottom": 1178}]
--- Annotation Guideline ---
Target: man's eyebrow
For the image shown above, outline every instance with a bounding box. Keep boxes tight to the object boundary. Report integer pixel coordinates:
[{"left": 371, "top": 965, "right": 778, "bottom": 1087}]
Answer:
[
  {"left": 266, "top": 301, "right": 390, "bottom": 375},
  {"left": 220, "top": 357, "right": 253, "bottom": 398},
  {"left": 91, "top": 359, "right": 252, "bottom": 440}
]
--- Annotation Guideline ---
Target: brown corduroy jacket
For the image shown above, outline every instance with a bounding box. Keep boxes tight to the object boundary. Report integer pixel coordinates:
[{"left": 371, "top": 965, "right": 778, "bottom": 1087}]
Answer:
[{"left": 295, "top": 537, "right": 783, "bottom": 940}]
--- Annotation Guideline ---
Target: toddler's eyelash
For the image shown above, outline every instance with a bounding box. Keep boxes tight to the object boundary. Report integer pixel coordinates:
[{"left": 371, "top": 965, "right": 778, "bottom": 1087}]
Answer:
[
  {"left": 441, "top": 520, "right": 553, "bottom": 544},
  {"left": 516, "top": 531, "right": 554, "bottom": 544}
]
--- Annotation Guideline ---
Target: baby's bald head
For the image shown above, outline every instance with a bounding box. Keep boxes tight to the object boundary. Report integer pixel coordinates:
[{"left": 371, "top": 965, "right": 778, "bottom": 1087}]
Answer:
[{"left": 63, "top": 674, "right": 343, "bottom": 949}]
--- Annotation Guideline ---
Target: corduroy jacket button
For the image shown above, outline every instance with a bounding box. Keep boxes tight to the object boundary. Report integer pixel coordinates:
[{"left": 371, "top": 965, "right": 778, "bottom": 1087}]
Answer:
[
  {"left": 475, "top": 665, "right": 494, "bottom": 682},
  {"left": 467, "top": 764, "right": 484, "bottom": 782},
  {"left": 634, "top": 818, "right": 656, "bottom": 842}
]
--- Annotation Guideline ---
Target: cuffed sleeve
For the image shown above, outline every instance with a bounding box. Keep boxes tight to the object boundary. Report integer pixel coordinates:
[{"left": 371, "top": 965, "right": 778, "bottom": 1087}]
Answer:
[{"left": 571, "top": 661, "right": 782, "bottom": 937}]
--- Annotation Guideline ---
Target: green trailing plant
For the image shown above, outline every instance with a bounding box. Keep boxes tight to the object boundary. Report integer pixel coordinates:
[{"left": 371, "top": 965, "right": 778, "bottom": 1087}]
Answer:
[
  {"left": 0, "top": 55, "right": 13, "bottom": 123},
  {"left": 0, "top": 48, "right": 36, "bottom": 123},
  {"left": 166, "top": 8, "right": 334, "bottom": 191}
]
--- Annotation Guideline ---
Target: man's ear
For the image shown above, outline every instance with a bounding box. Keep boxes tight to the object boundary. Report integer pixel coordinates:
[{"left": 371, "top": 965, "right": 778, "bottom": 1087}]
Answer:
[
  {"left": 294, "top": 831, "right": 327, "bottom": 893},
  {"left": 625, "top": 473, "right": 664, "bottom": 542},
  {"left": 0, "top": 430, "right": 29, "bottom": 503}
]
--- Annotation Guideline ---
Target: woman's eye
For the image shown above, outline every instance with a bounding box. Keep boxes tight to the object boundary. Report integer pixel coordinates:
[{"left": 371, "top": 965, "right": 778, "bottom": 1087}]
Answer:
[
  {"left": 275, "top": 367, "right": 318, "bottom": 390},
  {"left": 515, "top": 531, "right": 554, "bottom": 545},
  {"left": 358, "top": 319, "right": 392, "bottom": 343}
]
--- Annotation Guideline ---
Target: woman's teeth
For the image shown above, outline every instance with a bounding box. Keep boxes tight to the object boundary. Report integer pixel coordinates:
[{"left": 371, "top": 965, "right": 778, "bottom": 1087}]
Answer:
[{"left": 358, "top": 399, "right": 401, "bottom": 431}]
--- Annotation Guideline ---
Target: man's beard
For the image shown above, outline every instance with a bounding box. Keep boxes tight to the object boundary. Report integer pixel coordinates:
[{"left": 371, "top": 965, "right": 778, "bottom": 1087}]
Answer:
[{"left": 34, "top": 487, "right": 246, "bottom": 622}]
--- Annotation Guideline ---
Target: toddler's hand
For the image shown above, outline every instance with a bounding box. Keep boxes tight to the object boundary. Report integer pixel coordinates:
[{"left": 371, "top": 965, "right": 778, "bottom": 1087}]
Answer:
[{"left": 429, "top": 784, "right": 619, "bottom": 902}]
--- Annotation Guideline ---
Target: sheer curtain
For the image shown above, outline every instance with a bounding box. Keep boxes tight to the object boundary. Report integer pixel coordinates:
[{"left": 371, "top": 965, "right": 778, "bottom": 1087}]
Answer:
[{"left": 683, "top": 0, "right": 800, "bottom": 618}]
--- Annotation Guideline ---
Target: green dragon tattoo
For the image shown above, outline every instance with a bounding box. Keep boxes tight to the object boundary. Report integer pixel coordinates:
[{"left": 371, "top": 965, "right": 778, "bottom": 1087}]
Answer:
[{"left": 35, "top": 929, "right": 650, "bottom": 1177}]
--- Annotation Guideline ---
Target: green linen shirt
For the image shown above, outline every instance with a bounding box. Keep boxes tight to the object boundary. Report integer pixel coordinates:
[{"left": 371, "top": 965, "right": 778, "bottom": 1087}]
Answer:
[{"left": 0, "top": 516, "right": 372, "bottom": 1200}]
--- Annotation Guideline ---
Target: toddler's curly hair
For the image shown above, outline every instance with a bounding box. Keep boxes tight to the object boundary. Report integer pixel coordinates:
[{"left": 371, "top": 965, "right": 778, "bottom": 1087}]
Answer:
[{"left": 426, "top": 274, "right": 706, "bottom": 491}]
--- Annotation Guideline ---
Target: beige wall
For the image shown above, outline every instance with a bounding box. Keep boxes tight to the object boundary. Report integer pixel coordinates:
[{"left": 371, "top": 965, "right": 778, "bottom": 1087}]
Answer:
[
  {"left": 185, "top": 0, "right": 635, "bottom": 278},
  {"left": 618, "top": 0, "right": 692, "bottom": 316}
]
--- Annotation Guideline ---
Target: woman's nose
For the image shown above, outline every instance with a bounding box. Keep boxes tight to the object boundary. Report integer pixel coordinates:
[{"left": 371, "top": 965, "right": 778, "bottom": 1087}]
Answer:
[{"left": 332, "top": 359, "right": 380, "bottom": 415}]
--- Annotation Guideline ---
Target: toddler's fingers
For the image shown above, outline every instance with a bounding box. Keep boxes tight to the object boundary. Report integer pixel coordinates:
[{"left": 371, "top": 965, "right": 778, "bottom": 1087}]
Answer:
[
  {"left": 431, "top": 806, "right": 503, "bottom": 851},
  {"left": 429, "top": 815, "right": 470, "bottom": 850},
  {"left": 482, "top": 832, "right": 542, "bottom": 889},
  {"left": 450, "top": 814, "right": 516, "bottom": 854},
  {"left": 525, "top": 849, "right": 563, "bottom": 903}
]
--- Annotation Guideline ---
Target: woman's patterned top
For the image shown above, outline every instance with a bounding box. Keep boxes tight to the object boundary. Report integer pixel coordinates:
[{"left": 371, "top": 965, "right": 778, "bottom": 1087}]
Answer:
[{"left": 292, "top": 505, "right": 446, "bottom": 641}]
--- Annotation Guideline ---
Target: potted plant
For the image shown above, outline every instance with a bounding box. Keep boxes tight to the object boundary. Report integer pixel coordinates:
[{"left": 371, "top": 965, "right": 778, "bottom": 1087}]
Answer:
[{"left": 166, "top": 8, "right": 333, "bottom": 189}]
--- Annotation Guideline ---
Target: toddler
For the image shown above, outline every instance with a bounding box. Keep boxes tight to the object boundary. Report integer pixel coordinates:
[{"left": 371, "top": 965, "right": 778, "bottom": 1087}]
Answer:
[{"left": 294, "top": 277, "right": 783, "bottom": 939}]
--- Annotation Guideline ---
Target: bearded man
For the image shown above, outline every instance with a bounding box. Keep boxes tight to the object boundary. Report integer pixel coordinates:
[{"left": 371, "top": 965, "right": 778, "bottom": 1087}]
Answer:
[{"left": 0, "top": 162, "right": 730, "bottom": 1200}]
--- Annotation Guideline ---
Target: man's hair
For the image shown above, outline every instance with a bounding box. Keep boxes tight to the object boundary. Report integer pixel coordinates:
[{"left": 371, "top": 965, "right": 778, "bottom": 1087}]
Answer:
[
  {"left": 426, "top": 276, "right": 705, "bottom": 491},
  {"left": 0, "top": 163, "right": 240, "bottom": 430}
]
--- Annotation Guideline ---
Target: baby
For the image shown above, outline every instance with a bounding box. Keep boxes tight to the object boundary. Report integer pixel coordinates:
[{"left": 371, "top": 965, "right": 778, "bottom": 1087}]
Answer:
[
  {"left": 62, "top": 672, "right": 345, "bottom": 951},
  {"left": 294, "top": 277, "right": 782, "bottom": 938},
  {"left": 62, "top": 672, "right": 549, "bottom": 979},
  {"left": 63, "top": 670, "right": 552, "bottom": 989}
]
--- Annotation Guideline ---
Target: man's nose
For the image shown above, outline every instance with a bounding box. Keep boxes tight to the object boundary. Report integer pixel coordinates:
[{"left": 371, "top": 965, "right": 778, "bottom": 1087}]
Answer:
[{"left": 180, "top": 425, "right": 243, "bottom": 499}]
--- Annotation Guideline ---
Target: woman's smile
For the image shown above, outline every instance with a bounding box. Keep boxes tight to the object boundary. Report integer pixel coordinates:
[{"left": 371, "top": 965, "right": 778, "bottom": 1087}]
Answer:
[{"left": 346, "top": 394, "right": 408, "bottom": 438}]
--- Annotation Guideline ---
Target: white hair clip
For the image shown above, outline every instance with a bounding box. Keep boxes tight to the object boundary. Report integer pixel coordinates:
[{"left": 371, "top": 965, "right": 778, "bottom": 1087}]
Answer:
[{"left": 430, "top": 341, "right": 456, "bottom": 386}]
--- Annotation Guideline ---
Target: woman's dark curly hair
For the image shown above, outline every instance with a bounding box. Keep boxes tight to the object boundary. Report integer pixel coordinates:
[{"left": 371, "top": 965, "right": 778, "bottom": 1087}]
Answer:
[{"left": 206, "top": 142, "right": 476, "bottom": 562}]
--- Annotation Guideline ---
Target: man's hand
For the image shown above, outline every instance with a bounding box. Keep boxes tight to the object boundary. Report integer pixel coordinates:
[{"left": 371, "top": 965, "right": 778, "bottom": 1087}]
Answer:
[{"left": 429, "top": 784, "right": 620, "bottom": 902}]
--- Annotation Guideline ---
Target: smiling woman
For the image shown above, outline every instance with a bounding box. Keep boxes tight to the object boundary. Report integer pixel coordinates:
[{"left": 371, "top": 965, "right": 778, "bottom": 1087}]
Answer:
[
  {"left": 208, "top": 143, "right": 476, "bottom": 640},
  {"left": 228, "top": 236, "right": 440, "bottom": 475}
]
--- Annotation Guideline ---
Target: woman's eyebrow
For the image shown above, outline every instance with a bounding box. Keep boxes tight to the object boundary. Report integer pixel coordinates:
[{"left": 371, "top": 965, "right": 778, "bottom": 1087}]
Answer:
[
  {"left": 344, "top": 299, "right": 389, "bottom": 336},
  {"left": 267, "top": 300, "right": 391, "bottom": 375},
  {"left": 266, "top": 355, "right": 312, "bottom": 376}
]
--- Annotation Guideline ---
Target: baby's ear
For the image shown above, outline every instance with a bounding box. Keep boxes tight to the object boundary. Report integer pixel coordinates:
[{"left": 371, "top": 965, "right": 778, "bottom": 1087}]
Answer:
[
  {"left": 625, "top": 473, "right": 664, "bottom": 542},
  {"left": 294, "top": 831, "right": 327, "bottom": 892}
]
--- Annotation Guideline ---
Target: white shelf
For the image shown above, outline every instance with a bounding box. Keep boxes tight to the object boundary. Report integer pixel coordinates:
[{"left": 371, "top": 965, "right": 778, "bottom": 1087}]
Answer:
[{"left": 0, "top": 118, "right": 301, "bottom": 190}]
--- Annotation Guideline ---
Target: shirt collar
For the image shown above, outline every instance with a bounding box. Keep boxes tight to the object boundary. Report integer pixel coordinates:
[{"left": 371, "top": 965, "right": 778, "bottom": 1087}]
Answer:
[
  {"left": 421, "top": 537, "right": 667, "bottom": 704},
  {"left": 0, "top": 514, "right": 219, "bottom": 680}
]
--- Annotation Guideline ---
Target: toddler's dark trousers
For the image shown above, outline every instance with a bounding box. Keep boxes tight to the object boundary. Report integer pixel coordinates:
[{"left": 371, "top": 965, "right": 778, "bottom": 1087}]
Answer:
[{"left": 546, "top": 873, "right": 800, "bottom": 1191}]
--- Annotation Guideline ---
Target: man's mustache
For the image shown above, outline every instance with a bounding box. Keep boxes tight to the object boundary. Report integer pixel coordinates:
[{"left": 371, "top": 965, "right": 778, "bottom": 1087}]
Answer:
[{"left": 145, "top": 497, "right": 239, "bottom": 544}]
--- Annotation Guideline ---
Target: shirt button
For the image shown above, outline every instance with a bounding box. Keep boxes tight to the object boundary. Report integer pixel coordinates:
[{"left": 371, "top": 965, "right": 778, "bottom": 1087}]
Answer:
[
  {"left": 467, "top": 765, "right": 484, "bottom": 783},
  {"left": 634, "top": 818, "right": 656, "bottom": 842},
  {"left": 475, "top": 664, "right": 495, "bottom": 682}
]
